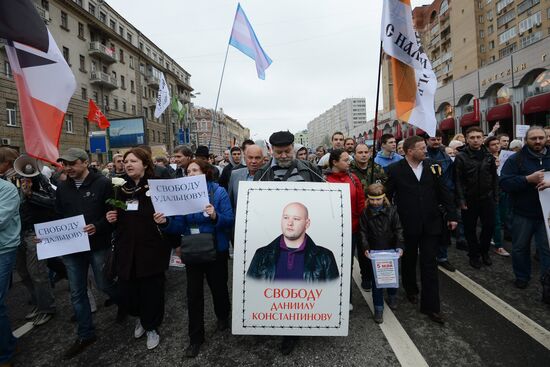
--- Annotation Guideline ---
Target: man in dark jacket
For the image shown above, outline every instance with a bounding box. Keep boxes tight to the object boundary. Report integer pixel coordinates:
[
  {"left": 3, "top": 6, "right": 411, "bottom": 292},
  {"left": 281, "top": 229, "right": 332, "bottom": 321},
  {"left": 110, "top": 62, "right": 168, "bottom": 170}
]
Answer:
[
  {"left": 386, "top": 136, "right": 458, "bottom": 324},
  {"left": 247, "top": 202, "right": 339, "bottom": 281},
  {"left": 426, "top": 131, "right": 456, "bottom": 272},
  {"left": 218, "top": 146, "right": 244, "bottom": 188},
  {"left": 500, "top": 126, "right": 550, "bottom": 290},
  {"left": 55, "top": 148, "right": 118, "bottom": 360},
  {"left": 455, "top": 126, "right": 498, "bottom": 269}
]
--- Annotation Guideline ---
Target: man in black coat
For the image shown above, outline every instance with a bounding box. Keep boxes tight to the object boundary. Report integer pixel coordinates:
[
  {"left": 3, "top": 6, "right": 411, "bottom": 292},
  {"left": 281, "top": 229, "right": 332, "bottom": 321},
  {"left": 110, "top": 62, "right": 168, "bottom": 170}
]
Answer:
[
  {"left": 386, "top": 136, "right": 458, "bottom": 324},
  {"left": 454, "top": 126, "right": 498, "bottom": 269}
]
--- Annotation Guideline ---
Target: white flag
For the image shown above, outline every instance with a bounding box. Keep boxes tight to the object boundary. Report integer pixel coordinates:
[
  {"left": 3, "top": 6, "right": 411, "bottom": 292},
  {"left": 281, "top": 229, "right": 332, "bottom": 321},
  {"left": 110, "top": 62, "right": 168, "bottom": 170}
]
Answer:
[
  {"left": 381, "top": 0, "right": 437, "bottom": 136},
  {"left": 154, "top": 73, "right": 170, "bottom": 118}
]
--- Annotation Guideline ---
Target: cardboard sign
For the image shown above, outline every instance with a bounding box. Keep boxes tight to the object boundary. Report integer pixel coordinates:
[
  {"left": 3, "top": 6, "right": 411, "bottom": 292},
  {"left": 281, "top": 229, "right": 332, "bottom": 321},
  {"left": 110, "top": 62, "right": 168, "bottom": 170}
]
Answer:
[
  {"left": 516, "top": 125, "right": 530, "bottom": 138},
  {"left": 35, "top": 215, "right": 90, "bottom": 260},
  {"left": 232, "top": 181, "right": 352, "bottom": 336},
  {"left": 497, "top": 150, "right": 515, "bottom": 176},
  {"left": 148, "top": 175, "right": 209, "bottom": 217}
]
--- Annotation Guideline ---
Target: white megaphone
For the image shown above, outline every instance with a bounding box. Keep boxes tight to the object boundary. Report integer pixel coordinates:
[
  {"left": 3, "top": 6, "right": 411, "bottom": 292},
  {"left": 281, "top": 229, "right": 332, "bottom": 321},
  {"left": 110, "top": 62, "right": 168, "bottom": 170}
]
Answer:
[{"left": 14, "top": 154, "right": 44, "bottom": 178}]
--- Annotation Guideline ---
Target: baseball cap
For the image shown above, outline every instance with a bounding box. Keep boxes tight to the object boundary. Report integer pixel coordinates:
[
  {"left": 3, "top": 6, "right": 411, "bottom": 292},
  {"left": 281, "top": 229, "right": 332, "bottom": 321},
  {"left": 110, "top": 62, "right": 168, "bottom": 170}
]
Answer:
[{"left": 57, "top": 148, "right": 89, "bottom": 163}]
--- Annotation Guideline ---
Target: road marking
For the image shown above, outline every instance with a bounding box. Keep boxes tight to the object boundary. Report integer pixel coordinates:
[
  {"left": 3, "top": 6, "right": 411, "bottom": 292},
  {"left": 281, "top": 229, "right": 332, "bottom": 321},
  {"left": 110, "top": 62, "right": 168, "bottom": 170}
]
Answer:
[
  {"left": 353, "top": 259, "right": 428, "bottom": 367},
  {"left": 13, "top": 322, "right": 34, "bottom": 338},
  {"left": 440, "top": 267, "right": 550, "bottom": 350}
]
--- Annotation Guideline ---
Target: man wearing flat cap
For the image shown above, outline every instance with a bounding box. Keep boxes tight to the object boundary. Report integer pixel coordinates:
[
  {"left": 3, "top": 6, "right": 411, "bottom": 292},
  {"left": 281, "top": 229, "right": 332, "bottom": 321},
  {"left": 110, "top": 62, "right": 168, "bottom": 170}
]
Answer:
[
  {"left": 255, "top": 131, "right": 323, "bottom": 182},
  {"left": 54, "top": 148, "right": 118, "bottom": 359}
]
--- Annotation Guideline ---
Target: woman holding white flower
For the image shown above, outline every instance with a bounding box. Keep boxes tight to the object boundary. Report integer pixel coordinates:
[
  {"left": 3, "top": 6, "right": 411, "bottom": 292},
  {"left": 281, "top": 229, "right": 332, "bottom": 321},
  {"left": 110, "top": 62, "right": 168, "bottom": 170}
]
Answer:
[{"left": 105, "top": 147, "right": 171, "bottom": 351}]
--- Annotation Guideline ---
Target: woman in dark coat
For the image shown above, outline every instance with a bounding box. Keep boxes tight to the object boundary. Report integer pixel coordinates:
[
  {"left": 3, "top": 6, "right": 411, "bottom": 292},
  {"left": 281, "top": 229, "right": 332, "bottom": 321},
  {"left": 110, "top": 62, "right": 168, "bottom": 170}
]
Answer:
[{"left": 106, "top": 147, "right": 171, "bottom": 351}]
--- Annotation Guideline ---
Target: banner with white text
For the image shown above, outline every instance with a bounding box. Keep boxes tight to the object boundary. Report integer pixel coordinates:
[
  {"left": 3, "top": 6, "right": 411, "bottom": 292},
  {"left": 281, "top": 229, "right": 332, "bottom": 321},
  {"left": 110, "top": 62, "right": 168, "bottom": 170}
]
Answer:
[
  {"left": 148, "top": 175, "right": 209, "bottom": 217},
  {"left": 35, "top": 215, "right": 90, "bottom": 260},
  {"left": 232, "top": 181, "right": 352, "bottom": 336}
]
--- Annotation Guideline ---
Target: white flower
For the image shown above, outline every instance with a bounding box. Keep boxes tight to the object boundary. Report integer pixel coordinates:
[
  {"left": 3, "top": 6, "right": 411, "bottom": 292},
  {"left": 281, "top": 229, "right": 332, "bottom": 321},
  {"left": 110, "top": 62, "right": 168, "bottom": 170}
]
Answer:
[{"left": 111, "top": 177, "right": 127, "bottom": 187}]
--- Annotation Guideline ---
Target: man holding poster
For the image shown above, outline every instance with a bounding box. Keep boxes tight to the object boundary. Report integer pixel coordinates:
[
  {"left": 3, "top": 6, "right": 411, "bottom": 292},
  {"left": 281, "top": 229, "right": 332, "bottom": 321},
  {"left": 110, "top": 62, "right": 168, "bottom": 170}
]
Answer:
[
  {"left": 55, "top": 148, "right": 118, "bottom": 359},
  {"left": 500, "top": 126, "right": 550, "bottom": 293}
]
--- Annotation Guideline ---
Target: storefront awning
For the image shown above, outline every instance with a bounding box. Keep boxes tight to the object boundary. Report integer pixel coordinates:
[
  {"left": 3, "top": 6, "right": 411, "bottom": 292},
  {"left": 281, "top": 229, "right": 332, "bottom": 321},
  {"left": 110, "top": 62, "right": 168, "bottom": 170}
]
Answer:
[
  {"left": 415, "top": 128, "right": 426, "bottom": 136},
  {"left": 439, "top": 117, "right": 455, "bottom": 131},
  {"left": 460, "top": 112, "right": 480, "bottom": 127},
  {"left": 486, "top": 103, "right": 513, "bottom": 121},
  {"left": 523, "top": 92, "right": 550, "bottom": 115},
  {"left": 394, "top": 124, "right": 402, "bottom": 140}
]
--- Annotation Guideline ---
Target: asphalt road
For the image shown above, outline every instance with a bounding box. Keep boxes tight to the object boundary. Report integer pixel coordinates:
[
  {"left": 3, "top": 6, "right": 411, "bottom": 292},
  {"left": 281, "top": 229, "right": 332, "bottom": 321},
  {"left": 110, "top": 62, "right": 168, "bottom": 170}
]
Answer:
[{"left": 7, "top": 240, "right": 550, "bottom": 366}]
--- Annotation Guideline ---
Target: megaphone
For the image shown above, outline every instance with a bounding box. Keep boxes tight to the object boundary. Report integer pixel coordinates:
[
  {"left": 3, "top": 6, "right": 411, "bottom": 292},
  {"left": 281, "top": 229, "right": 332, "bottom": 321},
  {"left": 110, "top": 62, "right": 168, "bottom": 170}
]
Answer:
[{"left": 14, "top": 155, "right": 44, "bottom": 178}]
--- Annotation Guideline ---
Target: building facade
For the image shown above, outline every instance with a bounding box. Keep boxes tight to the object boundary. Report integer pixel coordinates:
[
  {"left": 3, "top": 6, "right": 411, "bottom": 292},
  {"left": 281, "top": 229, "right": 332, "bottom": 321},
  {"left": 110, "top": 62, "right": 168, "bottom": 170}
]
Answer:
[
  {"left": 0, "top": 0, "right": 193, "bottom": 160},
  {"left": 192, "top": 107, "right": 250, "bottom": 156},
  {"left": 381, "top": 0, "right": 550, "bottom": 141},
  {"left": 307, "top": 98, "right": 367, "bottom": 148},
  {"left": 294, "top": 130, "right": 308, "bottom": 147}
]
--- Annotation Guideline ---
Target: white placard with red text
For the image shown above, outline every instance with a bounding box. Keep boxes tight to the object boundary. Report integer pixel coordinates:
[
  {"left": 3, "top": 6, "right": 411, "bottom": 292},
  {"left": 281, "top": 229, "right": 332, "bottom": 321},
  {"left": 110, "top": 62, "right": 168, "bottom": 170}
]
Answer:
[{"left": 232, "top": 181, "right": 352, "bottom": 336}]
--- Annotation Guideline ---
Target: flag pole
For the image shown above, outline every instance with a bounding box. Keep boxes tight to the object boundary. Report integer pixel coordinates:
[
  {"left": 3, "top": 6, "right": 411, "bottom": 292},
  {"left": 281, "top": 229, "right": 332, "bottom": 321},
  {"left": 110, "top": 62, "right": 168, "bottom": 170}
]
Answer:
[
  {"left": 369, "top": 41, "right": 383, "bottom": 184},
  {"left": 208, "top": 42, "right": 231, "bottom": 151}
]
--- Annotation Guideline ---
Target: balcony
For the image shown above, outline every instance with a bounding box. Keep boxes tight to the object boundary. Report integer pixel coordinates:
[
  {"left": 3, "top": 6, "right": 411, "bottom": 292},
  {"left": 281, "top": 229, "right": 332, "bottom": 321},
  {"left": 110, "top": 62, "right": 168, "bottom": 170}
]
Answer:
[
  {"left": 34, "top": 3, "right": 50, "bottom": 22},
  {"left": 88, "top": 42, "right": 117, "bottom": 64},
  {"left": 146, "top": 73, "right": 160, "bottom": 88},
  {"left": 441, "top": 33, "right": 451, "bottom": 44},
  {"left": 90, "top": 71, "right": 118, "bottom": 90}
]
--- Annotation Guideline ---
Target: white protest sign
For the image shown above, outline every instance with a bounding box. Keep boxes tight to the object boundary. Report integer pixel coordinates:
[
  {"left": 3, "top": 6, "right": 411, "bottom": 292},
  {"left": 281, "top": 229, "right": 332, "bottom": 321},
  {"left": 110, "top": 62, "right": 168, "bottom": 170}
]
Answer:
[
  {"left": 35, "top": 215, "right": 90, "bottom": 260},
  {"left": 148, "top": 175, "right": 209, "bottom": 217},
  {"left": 516, "top": 124, "right": 530, "bottom": 139},
  {"left": 538, "top": 172, "right": 550, "bottom": 247},
  {"left": 370, "top": 251, "right": 400, "bottom": 288},
  {"left": 497, "top": 150, "right": 515, "bottom": 176},
  {"left": 232, "top": 181, "right": 352, "bottom": 336}
]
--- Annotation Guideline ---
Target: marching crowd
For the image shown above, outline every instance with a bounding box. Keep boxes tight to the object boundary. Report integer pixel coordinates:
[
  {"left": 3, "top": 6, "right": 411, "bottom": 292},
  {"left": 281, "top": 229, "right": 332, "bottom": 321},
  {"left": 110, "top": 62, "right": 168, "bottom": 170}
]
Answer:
[{"left": 0, "top": 124, "right": 549, "bottom": 365}]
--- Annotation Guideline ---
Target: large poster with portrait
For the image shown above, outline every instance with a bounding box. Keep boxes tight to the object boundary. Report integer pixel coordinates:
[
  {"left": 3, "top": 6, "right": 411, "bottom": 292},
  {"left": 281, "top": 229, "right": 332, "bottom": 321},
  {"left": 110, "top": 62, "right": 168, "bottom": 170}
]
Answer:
[{"left": 231, "top": 181, "right": 352, "bottom": 336}]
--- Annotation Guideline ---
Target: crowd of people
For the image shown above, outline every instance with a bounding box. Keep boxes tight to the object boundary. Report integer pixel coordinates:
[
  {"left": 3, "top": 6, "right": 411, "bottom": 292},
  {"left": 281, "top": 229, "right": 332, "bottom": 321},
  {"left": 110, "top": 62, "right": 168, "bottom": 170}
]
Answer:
[{"left": 0, "top": 123, "right": 549, "bottom": 364}]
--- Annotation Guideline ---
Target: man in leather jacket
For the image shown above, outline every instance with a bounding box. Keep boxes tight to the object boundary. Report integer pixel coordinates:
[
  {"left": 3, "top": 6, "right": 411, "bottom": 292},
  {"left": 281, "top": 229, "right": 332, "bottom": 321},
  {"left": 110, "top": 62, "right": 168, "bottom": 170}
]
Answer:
[
  {"left": 454, "top": 126, "right": 498, "bottom": 269},
  {"left": 247, "top": 202, "right": 339, "bottom": 282}
]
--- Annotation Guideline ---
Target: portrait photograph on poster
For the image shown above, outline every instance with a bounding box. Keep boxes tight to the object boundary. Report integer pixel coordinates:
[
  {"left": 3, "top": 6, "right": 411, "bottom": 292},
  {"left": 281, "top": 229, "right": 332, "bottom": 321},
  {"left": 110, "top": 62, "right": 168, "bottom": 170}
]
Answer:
[{"left": 231, "top": 181, "right": 352, "bottom": 336}]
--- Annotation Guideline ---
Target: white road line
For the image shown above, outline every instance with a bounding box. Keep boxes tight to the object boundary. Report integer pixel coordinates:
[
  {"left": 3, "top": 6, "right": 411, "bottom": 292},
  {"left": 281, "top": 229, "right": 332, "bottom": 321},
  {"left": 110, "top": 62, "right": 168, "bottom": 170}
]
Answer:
[
  {"left": 440, "top": 267, "right": 550, "bottom": 350},
  {"left": 352, "top": 259, "right": 428, "bottom": 367},
  {"left": 13, "top": 322, "right": 34, "bottom": 338}
]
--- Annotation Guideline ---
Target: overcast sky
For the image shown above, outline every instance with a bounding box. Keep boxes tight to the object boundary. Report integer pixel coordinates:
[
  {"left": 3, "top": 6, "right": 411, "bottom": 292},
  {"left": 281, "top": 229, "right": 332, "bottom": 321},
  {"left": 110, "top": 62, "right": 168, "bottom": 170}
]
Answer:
[{"left": 109, "top": 0, "right": 428, "bottom": 141}]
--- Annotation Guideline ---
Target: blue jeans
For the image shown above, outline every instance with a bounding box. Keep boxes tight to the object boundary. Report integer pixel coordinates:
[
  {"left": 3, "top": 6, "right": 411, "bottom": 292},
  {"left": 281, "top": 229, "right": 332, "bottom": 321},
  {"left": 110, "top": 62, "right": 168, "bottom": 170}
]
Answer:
[
  {"left": 372, "top": 281, "right": 397, "bottom": 312},
  {"left": 0, "top": 250, "right": 17, "bottom": 363},
  {"left": 62, "top": 248, "right": 117, "bottom": 340},
  {"left": 511, "top": 214, "right": 550, "bottom": 282}
]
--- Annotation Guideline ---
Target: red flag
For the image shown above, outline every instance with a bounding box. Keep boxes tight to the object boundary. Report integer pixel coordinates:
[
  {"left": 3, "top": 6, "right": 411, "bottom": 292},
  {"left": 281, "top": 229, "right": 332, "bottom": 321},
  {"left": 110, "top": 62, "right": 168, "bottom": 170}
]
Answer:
[{"left": 87, "top": 99, "right": 110, "bottom": 129}]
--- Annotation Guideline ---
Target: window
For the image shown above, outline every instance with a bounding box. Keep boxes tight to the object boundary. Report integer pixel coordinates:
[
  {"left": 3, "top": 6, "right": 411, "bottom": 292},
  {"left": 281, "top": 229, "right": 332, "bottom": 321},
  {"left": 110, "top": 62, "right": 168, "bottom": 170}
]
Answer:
[
  {"left": 440, "top": 0, "right": 449, "bottom": 14},
  {"left": 81, "top": 87, "right": 87, "bottom": 100},
  {"left": 109, "top": 19, "right": 116, "bottom": 30},
  {"left": 99, "top": 12, "right": 106, "bottom": 23},
  {"left": 143, "top": 107, "right": 148, "bottom": 119},
  {"left": 497, "top": 10, "right": 515, "bottom": 27},
  {"left": 489, "top": 40, "right": 495, "bottom": 49},
  {"left": 60, "top": 11, "right": 68, "bottom": 29},
  {"left": 139, "top": 42, "right": 143, "bottom": 51},
  {"left": 162, "top": 133, "right": 166, "bottom": 143},
  {"left": 103, "top": 95, "right": 109, "bottom": 109},
  {"left": 499, "top": 43, "right": 517, "bottom": 58},
  {"left": 118, "top": 26, "right": 124, "bottom": 36},
  {"left": 6, "top": 102, "right": 17, "bottom": 126},
  {"left": 518, "top": 0, "right": 541, "bottom": 15},
  {"left": 93, "top": 91, "right": 98, "bottom": 104},
  {"left": 488, "top": 24, "right": 494, "bottom": 35},
  {"left": 496, "top": 0, "right": 514, "bottom": 13},
  {"left": 480, "top": 30, "right": 485, "bottom": 38},
  {"left": 113, "top": 98, "right": 118, "bottom": 110},
  {"left": 132, "top": 105, "right": 136, "bottom": 115},
  {"left": 88, "top": 2, "right": 95, "bottom": 15},
  {"left": 119, "top": 49, "right": 124, "bottom": 63},
  {"left": 78, "top": 22, "right": 85, "bottom": 39},
  {"left": 79, "top": 55, "right": 85, "bottom": 71},
  {"left": 127, "top": 32, "right": 133, "bottom": 44},
  {"left": 157, "top": 131, "right": 161, "bottom": 142},
  {"left": 129, "top": 55, "right": 134, "bottom": 69},
  {"left": 65, "top": 114, "right": 73, "bottom": 133},
  {"left": 74, "top": 0, "right": 82, "bottom": 6},
  {"left": 62, "top": 47, "right": 70, "bottom": 64},
  {"left": 499, "top": 27, "right": 517, "bottom": 44},
  {"left": 4, "top": 62, "right": 12, "bottom": 79},
  {"left": 480, "top": 44, "right": 486, "bottom": 52},
  {"left": 122, "top": 101, "right": 127, "bottom": 112},
  {"left": 519, "top": 11, "right": 542, "bottom": 34},
  {"left": 487, "top": 10, "right": 494, "bottom": 21},
  {"left": 121, "top": 75, "right": 125, "bottom": 89},
  {"left": 130, "top": 80, "right": 135, "bottom": 93},
  {"left": 479, "top": 15, "right": 484, "bottom": 23},
  {"left": 520, "top": 31, "right": 542, "bottom": 47}
]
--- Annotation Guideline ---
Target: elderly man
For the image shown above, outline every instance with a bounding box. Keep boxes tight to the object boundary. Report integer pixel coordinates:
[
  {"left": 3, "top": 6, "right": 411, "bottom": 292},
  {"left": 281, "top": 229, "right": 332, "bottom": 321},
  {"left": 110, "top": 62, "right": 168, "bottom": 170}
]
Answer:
[
  {"left": 247, "top": 202, "right": 339, "bottom": 281},
  {"left": 386, "top": 136, "right": 457, "bottom": 324},
  {"left": 500, "top": 126, "right": 550, "bottom": 291},
  {"left": 228, "top": 145, "right": 264, "bottom": 209}
]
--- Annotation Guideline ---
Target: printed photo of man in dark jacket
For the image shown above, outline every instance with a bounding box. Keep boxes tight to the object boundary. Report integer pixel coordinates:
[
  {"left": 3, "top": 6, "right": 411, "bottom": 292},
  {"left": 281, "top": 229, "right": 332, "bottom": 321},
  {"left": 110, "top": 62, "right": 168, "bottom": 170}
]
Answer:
[{"left": 246, "top": 202, "right": 339, "bottom": 282}]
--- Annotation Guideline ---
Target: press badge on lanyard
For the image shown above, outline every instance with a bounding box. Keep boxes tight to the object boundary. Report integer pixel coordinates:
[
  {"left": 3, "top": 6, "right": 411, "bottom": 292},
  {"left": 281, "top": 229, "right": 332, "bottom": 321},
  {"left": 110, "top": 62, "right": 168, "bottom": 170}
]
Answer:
[{"left": 126, "top": 199, "right": 139, "bottom": 211}]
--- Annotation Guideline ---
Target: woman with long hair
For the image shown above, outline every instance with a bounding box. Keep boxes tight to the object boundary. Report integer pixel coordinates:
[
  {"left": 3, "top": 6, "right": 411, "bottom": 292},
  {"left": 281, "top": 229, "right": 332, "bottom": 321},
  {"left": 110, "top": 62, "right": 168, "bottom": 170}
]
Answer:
[
  {"left": 154, "top": 159, "right": 234, "bottom": 358},
  {"left": 106, "top": 147, "right": 171, "bottom": 350}
]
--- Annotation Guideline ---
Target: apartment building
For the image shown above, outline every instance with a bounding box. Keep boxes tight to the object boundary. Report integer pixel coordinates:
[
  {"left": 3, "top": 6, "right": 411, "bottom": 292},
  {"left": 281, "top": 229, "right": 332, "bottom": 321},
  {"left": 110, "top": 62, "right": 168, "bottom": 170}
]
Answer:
[
  {"left": 381, "top": 0, "right": 550, "bottom": 140},
  {"left": 307, "top": 98, "right": 367, "bottom": 148},
  {"left": 0, "top": 0, "right": 194, "bottom": 159}
]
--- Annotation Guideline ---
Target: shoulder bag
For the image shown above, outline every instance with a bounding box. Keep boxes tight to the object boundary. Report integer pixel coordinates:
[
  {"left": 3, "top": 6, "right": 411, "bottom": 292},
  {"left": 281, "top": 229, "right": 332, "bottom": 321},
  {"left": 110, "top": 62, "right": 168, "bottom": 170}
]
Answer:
[{"left": 180, "top": 189, "right": 217, "bottom": 264}]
